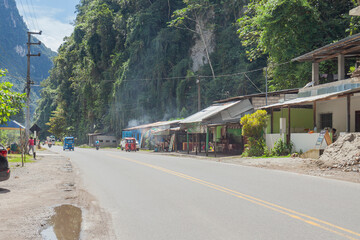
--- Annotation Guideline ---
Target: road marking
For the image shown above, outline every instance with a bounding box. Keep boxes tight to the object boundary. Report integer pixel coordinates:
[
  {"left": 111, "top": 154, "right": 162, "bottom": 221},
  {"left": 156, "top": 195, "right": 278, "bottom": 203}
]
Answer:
[{"left": 108, "top": 154, "right": 360, "bottom": 240}]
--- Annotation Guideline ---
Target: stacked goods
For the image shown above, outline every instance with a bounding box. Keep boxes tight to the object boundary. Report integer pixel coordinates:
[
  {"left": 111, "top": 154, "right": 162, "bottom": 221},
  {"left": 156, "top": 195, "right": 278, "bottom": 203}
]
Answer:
[{"left": 320, "top": 133, "right": 360, "bottom": 172}]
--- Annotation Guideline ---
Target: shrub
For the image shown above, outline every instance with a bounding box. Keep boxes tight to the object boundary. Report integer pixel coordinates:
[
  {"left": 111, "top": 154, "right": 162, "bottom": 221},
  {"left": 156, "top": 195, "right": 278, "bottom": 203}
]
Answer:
[
  {"left": 243, "top": 137, "right": 268, "bottom": 157},
  {"left": 240, "top": 110, "right": 268, "bottom": 157},
  {"left": 271, "top": 138, "right": 293, "bottom": 156}
]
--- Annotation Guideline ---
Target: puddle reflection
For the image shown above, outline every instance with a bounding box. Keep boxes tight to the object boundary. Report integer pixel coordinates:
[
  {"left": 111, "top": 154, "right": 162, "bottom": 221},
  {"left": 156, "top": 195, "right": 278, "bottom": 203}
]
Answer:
[{"left": 41, "top": 204, "right": 82, "bottom": 240}]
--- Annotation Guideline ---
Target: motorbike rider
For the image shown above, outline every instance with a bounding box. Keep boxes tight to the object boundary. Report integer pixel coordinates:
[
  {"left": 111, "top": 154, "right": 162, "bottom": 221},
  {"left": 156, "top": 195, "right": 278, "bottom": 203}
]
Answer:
[{"left": 95, "top": 140, "right": 100, "bottom": 149}]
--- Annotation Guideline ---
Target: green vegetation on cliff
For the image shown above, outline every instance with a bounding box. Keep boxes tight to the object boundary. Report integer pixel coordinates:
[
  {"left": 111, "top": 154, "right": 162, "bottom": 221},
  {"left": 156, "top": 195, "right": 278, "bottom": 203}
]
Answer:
[{"left": 35, "top": 0, "right": 359, "bottom": 142}]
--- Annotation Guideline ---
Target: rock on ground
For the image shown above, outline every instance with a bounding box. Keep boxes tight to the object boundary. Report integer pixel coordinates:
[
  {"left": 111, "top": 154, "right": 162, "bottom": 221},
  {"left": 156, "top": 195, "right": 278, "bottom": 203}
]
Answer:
[{"left": 320, "top": 133, "right": 360, "bottom": 171}]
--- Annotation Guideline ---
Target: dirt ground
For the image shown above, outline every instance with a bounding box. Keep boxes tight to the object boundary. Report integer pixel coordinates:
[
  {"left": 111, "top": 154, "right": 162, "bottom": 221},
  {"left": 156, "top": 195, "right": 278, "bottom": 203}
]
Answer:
[{"left": 0, "top": 150, "right": 115, "bottom": 240}]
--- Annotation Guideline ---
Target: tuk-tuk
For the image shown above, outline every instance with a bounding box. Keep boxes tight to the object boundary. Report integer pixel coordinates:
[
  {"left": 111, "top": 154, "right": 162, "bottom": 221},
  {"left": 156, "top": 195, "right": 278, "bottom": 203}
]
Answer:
[
  {"left": 63, "top": 137, "right": 75, "bottom": 151},
  {"left": 125, "top": 137, "right": 136, "bottom": 152}
]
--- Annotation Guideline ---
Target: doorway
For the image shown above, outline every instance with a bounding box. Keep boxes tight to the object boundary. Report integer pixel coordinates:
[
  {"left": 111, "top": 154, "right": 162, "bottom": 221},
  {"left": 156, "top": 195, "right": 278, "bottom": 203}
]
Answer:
[{"left": 356, "top": 111, "right": 360, "bottom": 132}]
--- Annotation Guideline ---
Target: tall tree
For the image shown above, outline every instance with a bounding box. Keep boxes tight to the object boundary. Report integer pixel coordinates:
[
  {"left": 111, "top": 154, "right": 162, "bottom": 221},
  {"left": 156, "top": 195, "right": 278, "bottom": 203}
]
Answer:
[{"left": 238, "top": 0, "right": 356, "bottom": 89}]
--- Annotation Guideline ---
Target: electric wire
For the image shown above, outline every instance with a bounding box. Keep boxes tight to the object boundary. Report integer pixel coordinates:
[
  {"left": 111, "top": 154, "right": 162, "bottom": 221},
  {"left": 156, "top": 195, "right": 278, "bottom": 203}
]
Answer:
[
  {"left": 24, "top": 0, "right": 37, "bottom": 31},
  {"left": 28, "top": 0, "right": 40, "bottom": 31},
  {"left": 17, "top": 0, "right": 33, "bottom": 30}
]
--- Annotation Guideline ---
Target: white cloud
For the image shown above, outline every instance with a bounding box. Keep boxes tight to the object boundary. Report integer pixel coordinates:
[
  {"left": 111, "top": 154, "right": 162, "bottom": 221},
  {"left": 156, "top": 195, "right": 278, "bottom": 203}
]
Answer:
[
  {"left": 34, "top": 16, "right": 74, "bottom": 51},
  {"left": 16, "top": 3, "right": 75, "bottom": 52}
]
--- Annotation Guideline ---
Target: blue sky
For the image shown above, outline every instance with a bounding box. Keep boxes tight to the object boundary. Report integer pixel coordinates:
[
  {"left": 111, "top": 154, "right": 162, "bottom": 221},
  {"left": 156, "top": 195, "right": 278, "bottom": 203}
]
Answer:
[{"left": 15, "top": 0, "right": 79, "bottom": 52}]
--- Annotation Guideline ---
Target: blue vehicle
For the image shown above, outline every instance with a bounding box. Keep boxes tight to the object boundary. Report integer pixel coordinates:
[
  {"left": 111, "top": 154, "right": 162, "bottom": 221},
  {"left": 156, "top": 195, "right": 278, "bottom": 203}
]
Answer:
[{"left": 63, "top": 137, "right": 75, "bottom": 151}]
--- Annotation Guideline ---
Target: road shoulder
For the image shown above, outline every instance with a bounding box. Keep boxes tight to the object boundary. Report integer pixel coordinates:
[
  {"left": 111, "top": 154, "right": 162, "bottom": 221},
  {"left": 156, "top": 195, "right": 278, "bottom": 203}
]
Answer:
[{"left": 0, "top": 150, "right": 114, "bottom": 240}]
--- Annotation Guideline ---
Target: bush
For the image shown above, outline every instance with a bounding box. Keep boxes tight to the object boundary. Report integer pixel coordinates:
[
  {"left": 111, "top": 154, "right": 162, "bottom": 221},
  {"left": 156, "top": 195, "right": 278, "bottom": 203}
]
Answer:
[
  {"left": 271, "top": 138, "right": 293, "bottom": 156},
  {"left": 243, "top": 137, "right": 268, "bottom": 157},
  {"left": 240, "top": 110, "right": 268, "bottom": 157},
  {"left": 240, "top": 110, "right": 268, "bottom": 139}
]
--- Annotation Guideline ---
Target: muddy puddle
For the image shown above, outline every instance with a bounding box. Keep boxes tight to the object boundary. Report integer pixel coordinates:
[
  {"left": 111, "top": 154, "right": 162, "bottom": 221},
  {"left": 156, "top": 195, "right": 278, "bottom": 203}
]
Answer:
[{"left": 41, "top": 204, "right": 82, "bottom": 240}]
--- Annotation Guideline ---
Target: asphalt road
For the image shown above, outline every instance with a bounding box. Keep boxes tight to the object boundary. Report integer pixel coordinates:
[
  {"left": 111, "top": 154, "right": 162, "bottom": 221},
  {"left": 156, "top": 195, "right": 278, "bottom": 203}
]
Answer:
[{"left": 50, "top": 146, "right": 360, "bottom": 240}]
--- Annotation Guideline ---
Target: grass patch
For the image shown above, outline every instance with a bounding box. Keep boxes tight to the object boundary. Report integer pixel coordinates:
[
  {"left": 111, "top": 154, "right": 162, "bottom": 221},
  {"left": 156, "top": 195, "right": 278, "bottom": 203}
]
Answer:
[
  {"left": 249, "top": 154, "right": 292, "bottom": 159},
  {"left": 8, "top": 154, "right": 35, "bottom": 163},
  {"left": 78, "top": 145, "right": 91, "bottom": 148}
]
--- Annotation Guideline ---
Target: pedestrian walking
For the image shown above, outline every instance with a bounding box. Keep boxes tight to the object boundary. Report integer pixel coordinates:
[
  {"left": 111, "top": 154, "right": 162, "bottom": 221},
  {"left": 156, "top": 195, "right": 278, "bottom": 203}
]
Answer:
[{"left": 28, "top": 136, "right": 35, "bottom": 155}]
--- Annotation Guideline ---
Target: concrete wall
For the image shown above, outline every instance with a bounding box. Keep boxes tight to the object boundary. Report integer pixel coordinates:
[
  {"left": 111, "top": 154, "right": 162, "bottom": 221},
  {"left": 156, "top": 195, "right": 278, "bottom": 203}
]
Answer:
[
  {"left": 350, "top": 94, "right": 360, "bottom": 132},
  {"left": 94, "top": 135, "right": 118, "bottom": 147},
  {"left": 316, "top": 97, "right": 347, "bottom": 132},
  {"left": 265, "top": 134, "right": 282, "bottom": 150},
  {"left": 316, "top": 95, "right": 360, "bottom": 133},
  {"left": 266, "top": 133, "right": 324, "bottom": 153}
]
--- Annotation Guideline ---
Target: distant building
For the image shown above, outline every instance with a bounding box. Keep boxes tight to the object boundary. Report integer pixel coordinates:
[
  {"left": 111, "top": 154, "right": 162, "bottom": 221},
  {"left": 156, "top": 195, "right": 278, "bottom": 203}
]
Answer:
[{"left": 88, "top": 133, "right": 118, "bottom": 147}]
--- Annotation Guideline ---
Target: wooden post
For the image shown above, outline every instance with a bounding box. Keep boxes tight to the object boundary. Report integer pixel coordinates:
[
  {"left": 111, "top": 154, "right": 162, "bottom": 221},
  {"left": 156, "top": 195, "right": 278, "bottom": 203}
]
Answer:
[
  {"left": 312, "top": 62, "right": 319, "bottom": 85},
  {"left": 270, "top": 108, "right": 274, "bottom": 134},
  {"left": 214, "top": 127, "right": 217, "bottom": 158},
  {"left": 187, "top": 132, "right": 189, "bottom": 154},
  {"left": 287, "top": 106, "right": 291, "bottom": 145},
  {"left": 195, "top": 133, "right": 198, "bottom": 155},
  {"left": 206, "top": 127, "right": 209, "bottom": 156},
  {"left": 338, "top": 54, "right": 345, "bottom": 81},
  {"left": 347, "top": 95, "right": 351, "bottom": 132},
  {"left": 198, "top": 133, "right": 201, "bottom": 153},
  {"left": 313, "top": 101, "right": 317, "bottom": 130}
]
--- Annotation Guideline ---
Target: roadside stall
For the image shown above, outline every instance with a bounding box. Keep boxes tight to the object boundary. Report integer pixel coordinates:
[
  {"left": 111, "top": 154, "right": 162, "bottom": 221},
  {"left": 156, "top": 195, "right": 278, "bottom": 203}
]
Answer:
[{"left": 180, "top": 99, "right": 253, "bottom": 156}]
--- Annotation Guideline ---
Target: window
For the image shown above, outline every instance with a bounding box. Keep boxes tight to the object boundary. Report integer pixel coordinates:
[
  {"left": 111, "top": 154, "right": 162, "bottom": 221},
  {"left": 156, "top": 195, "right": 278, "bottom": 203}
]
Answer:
[
  {"left": 112, "top": 140, "right": 117, "bottom": 143},
  {"left": 99, "top": 140, "right": 103, "bottom": 143},
  {"left": 320, "top": 113, "right": 332, "bottom": 129},
  {"left": 106, "top": 140, "right": 110, "bottom": 143}
]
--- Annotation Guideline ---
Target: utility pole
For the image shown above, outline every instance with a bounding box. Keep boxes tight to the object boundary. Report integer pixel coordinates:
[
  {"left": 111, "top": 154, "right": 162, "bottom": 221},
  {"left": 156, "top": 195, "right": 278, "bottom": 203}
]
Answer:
[
  {"left": 265, "top": 67, "right": 268, "bottom": 106},
  {"left": 196, "top": 77, "right": 201, "bottom": 111},
  {"left": 26, "top": 31, "right": 42, "bottom": 139}
]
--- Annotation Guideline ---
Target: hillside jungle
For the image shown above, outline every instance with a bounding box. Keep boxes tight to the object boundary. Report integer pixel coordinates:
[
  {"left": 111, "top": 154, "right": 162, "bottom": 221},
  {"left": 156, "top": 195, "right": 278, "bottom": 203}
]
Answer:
[{"left": 34, "top": 0, "right": 360, "bottom": 142}]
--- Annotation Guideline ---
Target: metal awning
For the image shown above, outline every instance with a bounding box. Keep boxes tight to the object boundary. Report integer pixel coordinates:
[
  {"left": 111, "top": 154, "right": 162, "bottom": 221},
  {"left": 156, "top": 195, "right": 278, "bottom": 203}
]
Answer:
[
  {"left": 260, "top": 87, "right": 360, "bottom": 109},
  {"left": 203, "top": 99, "right": 253, "bottom": 125},
  {"left": 293, "top": 33, "right": 360, "bottom": 63},
  {"left": 123, "top": 120, "right": 180, "bottom": 131},
  {"left": 181, "top": 101, "right": 241, "bottom": 124},
  {"left": 0, "top": 120, "right": 25, "bottom": 130}
]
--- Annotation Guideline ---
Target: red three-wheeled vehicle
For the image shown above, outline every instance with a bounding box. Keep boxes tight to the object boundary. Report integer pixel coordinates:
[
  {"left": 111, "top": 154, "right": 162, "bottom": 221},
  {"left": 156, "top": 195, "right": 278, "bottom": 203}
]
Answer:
[{"left": 125, "top": 137, "right": 137, "bottom": 152}]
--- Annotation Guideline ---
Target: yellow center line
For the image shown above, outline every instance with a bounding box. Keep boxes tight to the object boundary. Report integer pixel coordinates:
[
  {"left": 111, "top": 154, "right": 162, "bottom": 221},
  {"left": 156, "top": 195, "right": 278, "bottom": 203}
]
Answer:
[{"left": 108, "top": 154, "right": 360, "bottom": 240}]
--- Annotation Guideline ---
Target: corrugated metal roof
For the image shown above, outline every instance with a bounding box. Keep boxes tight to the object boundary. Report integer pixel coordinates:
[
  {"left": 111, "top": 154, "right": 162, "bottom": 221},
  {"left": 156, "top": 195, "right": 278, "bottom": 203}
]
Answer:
[
  {"left": 181, "top": 101, "right": 241, "bottom": 124},
  {"left": 203, "top": 99, "right": 253, "bottom": 124},
  {"left": 123, "top": 120, "right": 180, "bottom": 131},
  {"left": 214, "top": 88, "right": 299, "bottom": 103},
  {"left": 292, "top": 33, "right": 360, "bottom": 62},
  {"left": 259, "top": 88, "right": 360, "bottom": 109}
]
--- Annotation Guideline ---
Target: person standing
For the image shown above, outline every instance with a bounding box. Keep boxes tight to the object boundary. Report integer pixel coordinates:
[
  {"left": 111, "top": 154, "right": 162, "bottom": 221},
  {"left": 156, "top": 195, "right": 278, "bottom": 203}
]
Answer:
[
  {"left": 28, "top": 136, "right": 35, "bottom": 155},
  {"left": 330, "top": 128, "right": 337, "bottom": 143}
]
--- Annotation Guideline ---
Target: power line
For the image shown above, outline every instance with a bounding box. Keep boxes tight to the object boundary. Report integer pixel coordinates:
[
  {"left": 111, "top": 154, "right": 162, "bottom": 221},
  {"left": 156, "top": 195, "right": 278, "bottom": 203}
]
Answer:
[
  {"left": 24, "top": 0, "right": 37, "bottom": 30},
  {"left": 28, "top": 0, "right": 40, "bottom": 30},
  {"left": 17, "top": 0, "right": 33, "bottom": 30}
]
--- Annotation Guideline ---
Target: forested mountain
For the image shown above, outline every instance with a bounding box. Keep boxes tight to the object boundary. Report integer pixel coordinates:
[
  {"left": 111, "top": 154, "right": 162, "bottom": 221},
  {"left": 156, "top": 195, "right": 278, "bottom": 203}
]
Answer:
[
  {"left": 0, "top": 0, "right": 56, "bottom": 122},
  {"left": 35, "top": 0, "right": 359, "bottom": 142}
]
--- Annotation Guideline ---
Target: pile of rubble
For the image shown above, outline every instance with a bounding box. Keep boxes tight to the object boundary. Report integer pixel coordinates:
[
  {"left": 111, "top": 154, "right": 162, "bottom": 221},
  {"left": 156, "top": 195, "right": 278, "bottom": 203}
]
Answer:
[{"left": 320, "top": 133, "right": 360, "bottom": 172}]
